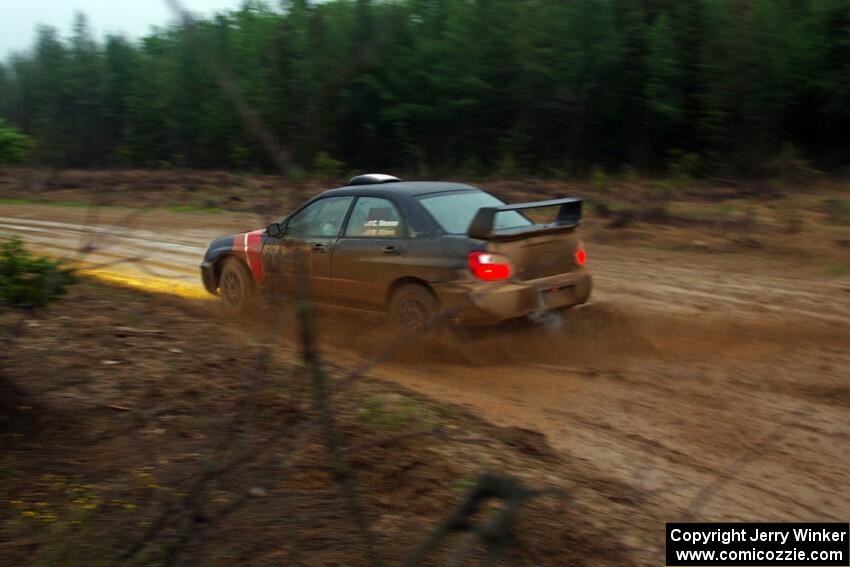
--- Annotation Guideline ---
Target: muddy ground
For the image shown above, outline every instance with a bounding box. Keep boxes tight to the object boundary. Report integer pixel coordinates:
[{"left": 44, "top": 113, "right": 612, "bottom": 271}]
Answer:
[
  {"left": 1, "top": 169, "right": 849, "bottom": 564},
  {"left": 3, "top": 282, "right": 632, "bottom": 566}
]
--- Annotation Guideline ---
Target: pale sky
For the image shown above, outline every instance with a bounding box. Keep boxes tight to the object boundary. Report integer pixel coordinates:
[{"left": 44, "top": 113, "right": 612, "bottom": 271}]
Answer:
[{"left": 1, "top": 0, "right": 248, "bottom": 60}]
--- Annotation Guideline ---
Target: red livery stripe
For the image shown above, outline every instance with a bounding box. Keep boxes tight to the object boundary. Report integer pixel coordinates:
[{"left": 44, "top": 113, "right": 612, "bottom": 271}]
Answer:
[
  {"left": 231, "top": 230, "right": 265, "bottom": 285},
  {"left": 245, "top": 230, "right": 264, "bottom": 285}
]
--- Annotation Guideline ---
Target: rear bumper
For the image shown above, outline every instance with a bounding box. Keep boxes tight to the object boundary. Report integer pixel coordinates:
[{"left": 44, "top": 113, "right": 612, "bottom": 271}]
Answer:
[
  {"left": 200, "top": 261, "right": 218, "bottom": 295},
  {"left": 432, "top": 268, "right": 592, "bottom": 325}
]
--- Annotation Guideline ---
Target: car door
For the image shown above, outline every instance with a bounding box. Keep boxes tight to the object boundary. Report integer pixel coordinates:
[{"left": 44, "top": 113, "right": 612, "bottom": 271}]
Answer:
[
  {"left": 330, "top": 196, "right": 409, "bottom": 309},
  {"left": 262, "top": 195, "right": 354, "bottom": 301}
]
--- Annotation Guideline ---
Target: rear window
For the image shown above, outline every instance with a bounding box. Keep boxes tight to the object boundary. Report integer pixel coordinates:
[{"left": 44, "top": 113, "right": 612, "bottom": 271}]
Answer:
[{"left": 417, "top": 190, "right": 533, "bottom": 235}]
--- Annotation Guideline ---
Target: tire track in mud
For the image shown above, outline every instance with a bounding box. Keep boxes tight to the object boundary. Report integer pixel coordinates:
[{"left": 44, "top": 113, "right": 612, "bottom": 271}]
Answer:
[{"left": 3, "top": 204, "right": 849, "bottom": 529}]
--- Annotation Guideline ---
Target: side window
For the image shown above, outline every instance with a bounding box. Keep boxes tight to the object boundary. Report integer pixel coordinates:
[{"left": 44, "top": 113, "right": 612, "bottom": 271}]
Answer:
[
  {"left": 286, "top": 196, "right": 354, "bottom": 238},
  {"left": 344, "top": 197, "right": 404, "bottom": 237}
]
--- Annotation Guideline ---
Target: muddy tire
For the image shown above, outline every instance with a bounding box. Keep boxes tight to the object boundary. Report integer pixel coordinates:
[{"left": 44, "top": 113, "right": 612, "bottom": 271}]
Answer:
[
  {"left": 389, "top": 283, "right": 439, "bottom": 332},
  {"left": 218, "top": 257, "right": 256, "bottom": 316}
]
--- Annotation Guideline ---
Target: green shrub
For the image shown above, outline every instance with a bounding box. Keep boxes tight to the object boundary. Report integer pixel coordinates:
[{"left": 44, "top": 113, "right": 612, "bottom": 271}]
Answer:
[
  {"left": 0, "top": 119, "right": 31, "bottom": 165},
  {"left": 590, "top": 167, "right": 609, "bottom": 192},
  {"left": 311, "top": 151, "right": 344, "bottom": 180},
  {"left": 495, "top": 152, "right": 521, "bottom": 178},
  {"left": 667, "top": 149, "right": 701, "bottom": 181},
  {"left": 0, "top": 238, "right": 76, "bottom": 308}
]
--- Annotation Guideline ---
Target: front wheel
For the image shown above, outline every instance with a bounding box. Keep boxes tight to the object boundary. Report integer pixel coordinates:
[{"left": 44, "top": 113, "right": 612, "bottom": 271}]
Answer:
[
  {"left": 388, "top": 284, "right": 439, "bottom": 332},
  {"left": 218, "top": 257, "right": 256, "bottom": 316}
]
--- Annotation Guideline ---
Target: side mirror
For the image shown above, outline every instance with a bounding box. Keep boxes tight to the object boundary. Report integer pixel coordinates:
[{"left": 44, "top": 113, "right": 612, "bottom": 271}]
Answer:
[{"left": 266, "top": 222, "right": 282, "bottom": 238}]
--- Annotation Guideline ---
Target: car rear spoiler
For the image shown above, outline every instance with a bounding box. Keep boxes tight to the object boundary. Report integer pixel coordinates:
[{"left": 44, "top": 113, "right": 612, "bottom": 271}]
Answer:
[{"left": 467, "top": 197, "right": 582, "bottom": 241}]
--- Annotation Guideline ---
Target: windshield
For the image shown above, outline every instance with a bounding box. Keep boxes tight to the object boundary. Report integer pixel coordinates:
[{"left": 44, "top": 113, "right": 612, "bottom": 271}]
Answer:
[{"left": 417, "top": 190, "right": 533, "bottom": 235}]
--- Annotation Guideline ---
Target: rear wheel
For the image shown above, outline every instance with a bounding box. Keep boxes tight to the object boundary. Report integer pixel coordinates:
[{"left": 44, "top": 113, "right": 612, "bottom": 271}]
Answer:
[
  {"left": 389, "top": 283, "right": 439, "bottom": 332},
  {"left": 219, "top": 257, "right": 256, "bottom": 316}
]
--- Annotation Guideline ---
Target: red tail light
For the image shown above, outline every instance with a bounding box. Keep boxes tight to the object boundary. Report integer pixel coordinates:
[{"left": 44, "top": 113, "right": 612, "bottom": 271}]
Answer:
[
  {"left": 468, "top": 251, "right": 512, "bottom": 281},
  {"left": 575, "top": 248, "right": 587, "bottom": 267}
]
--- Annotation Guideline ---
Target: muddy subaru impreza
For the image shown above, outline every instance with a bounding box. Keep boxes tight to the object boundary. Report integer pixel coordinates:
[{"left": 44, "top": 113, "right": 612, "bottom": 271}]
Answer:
[{"left": 201, "top": 174, "right": 591, "bottom": 328}]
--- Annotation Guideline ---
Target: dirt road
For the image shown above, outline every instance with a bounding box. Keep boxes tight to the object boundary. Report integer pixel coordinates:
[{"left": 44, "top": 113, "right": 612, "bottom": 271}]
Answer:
[{"left": 2, "top": 203, "right": 849, "bottom": 547}]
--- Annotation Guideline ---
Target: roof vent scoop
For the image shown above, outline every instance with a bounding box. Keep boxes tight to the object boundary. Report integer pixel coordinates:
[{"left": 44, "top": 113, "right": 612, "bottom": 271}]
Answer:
[{"left": 347, "top": 173, "right": 401, "bottom": 186}]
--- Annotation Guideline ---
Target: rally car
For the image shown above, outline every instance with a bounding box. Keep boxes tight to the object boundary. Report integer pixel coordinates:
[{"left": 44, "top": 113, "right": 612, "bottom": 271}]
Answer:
[{"left": 200, "top": 174, "right": 591, "bottom": 329}]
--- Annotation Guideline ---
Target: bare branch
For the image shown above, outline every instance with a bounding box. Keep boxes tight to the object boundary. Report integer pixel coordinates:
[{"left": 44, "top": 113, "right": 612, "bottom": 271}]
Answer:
[{"left": 404, "top": 472, "right": 568, "bottom": 567}]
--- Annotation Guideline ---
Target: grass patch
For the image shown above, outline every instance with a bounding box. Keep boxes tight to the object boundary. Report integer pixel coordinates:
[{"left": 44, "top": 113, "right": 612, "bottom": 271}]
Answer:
[
  {"left": 0, "top": 198, "right": 89, "bottom": 208},
  {"left": 651, "top": 241, "right": 726, "bottom": 254},
  {"left": 668, "top": 202, "right": 749, "bottom": 223},
  {"left": 0, "top": 197, "right": 225, "bottom": 215},
  {"left": 7, "top": 478, "right": 118, "bottom": 567},
  {"left": 167, "top": 205, "right": 223, "bottom": 214},
  {"left": 452, "top": 473, "right": 478, "bottom": 493},
  {"left": 357, "top": 394, "right": 433, "bottom": 431},
  {"left": 823, "top": 263, "right": 850, "bottom": 277}
]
